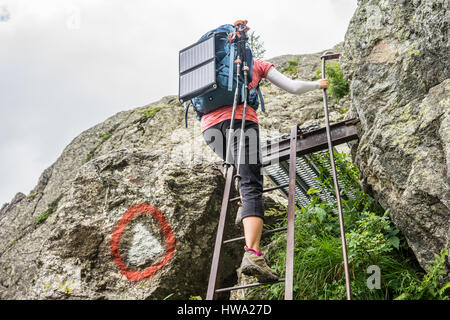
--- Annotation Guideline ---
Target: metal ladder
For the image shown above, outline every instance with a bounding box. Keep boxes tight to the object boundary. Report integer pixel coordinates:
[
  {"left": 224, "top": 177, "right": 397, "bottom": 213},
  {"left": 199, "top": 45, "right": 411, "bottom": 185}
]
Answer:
[
  {"left": 206, "top": 124, "right": 300, "bottom": 300},
  {"left": 205, "top": 118, "right": 360, "bottom": 300}
]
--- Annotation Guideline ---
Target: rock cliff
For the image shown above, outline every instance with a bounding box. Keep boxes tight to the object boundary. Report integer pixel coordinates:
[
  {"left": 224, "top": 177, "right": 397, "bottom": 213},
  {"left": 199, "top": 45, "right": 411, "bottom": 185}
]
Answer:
[
  {"left": 341, "top": 0, "right": 449, "bottom": 270},
  {"left": 0, "top": 97, "right": 245, "bottom": 299}
]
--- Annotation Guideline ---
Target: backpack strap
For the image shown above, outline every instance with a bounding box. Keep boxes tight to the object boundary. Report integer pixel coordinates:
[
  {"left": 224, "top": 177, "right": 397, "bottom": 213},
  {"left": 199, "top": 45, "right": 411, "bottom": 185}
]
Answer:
[
  {"left": 184, "top": 102, "right": 190, "bottom": 128},
  {"left": 256, "top": 84, "right": 265, "bottom": 112},
  {"left": 227, "top": 43, "right": 235, "bottom": 92}
]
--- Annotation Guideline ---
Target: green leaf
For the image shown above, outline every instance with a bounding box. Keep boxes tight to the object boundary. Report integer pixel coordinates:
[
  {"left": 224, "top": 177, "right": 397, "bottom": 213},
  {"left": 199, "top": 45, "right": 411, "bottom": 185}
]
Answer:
[
  {"left": 315, "top": 207, "right": 327, "bottom": 222},
  {"left": 163, "top": 293, "right": 174, "bottom": 300},
  {"left": 307, "top": 188, "right": 319, "bottom": 195},
  {"left": 394, "top": 293, "right": 409, "bottom": 300},
  {"left": 439, "top": 282, "right": 450, "bottom": 296}
]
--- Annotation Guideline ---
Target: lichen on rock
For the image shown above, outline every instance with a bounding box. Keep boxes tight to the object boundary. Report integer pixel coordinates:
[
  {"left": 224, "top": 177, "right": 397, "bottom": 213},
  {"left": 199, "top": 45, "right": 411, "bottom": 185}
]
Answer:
[{"left": 341, "top": 0, "right": 449, "bottom": 271}]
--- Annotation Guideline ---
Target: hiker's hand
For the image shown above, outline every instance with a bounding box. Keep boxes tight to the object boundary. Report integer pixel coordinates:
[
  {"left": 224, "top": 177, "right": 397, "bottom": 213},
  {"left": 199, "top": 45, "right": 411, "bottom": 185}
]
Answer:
[{"left": 318, "top": 78, "right": 329, "bottom": 89}]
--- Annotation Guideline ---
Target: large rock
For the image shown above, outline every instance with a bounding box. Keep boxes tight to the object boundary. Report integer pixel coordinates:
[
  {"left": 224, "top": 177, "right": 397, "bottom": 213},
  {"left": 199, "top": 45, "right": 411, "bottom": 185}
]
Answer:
[
  {"left": 341, "top": 0, "right": 449, "bottom": 270},
  {"left": 0, "top": 97, "right": 243, "bottom": 299}
]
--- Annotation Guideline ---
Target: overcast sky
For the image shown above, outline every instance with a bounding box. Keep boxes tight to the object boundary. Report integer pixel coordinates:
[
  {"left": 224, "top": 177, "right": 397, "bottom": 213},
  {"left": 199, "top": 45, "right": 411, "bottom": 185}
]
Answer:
[{"left": 0, "top": 0, "right": 357, "bottom": 206}]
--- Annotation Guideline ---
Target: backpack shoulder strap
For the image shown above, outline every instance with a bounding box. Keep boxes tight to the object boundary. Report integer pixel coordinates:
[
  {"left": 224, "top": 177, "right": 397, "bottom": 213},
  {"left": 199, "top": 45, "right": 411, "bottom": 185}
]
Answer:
[
  {"left": 184, "top": 102, "right": 190, "bottom": 128},
  {"left": 227, "top": 43, "right": 235, "bottom": 92},
  {"left": 256, "top": 85, "right": 265, "bottom": 112}
]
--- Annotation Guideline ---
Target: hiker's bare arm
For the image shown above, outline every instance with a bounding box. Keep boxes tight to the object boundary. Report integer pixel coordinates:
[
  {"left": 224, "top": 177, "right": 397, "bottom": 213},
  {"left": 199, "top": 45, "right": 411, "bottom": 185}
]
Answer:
[{"left": 265, "top": 66, "right": 329, "bottom": 94}]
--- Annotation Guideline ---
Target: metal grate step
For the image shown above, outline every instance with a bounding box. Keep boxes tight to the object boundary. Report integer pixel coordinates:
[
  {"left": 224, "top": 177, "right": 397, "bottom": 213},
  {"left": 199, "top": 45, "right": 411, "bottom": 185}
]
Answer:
[{"left": 263, "top": 148, "right": 358, "bottom": 211}]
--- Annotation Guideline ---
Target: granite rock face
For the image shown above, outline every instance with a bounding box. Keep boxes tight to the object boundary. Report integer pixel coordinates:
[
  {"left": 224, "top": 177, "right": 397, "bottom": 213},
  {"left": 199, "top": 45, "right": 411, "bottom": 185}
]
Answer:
[
  {"left": 341, "top": 0, "right": 449, "bottom": 270},
  {"left": 0, "top": 97, "right": 244, "bottom": 299}
]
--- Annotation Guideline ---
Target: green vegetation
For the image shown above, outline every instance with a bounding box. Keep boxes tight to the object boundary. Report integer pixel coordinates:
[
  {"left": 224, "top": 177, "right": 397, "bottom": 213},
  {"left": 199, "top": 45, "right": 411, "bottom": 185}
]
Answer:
[
  {"left": 34, "top": 208, "right": 53, "bottom": 228},
  {"left": 57, "top": 280, "right": 75, "bottom": 295},
  {"left": 247, "top": 151, "right": 449, "bottom": 300},
  {"left": 100, "top": 132, "right": 113, "bottom": 143},
  {"left": 85, "top": 151, "right": 95, "bottom": 163},
  {"left": 338, "top": 107, "right": 349, "bottom": 114},
  {"left": 163, "top": 293, "right": 175, "bottom": 300},
  {"left": 282, "top": 59, "right": 300, "bottom": 75},
  {"left": 34, "top": 199, "right": 60, "bottom": 228},
  {"left": 27, "top": 191, "right": 41, "bottom": 200},
  {"left": 395, "top": 249, "right": 450, "bottom": 300},
  {"left": 134, "top": 105, "right": 166, "bottom": 124},
  {"left": 314, "top": 61, "right": 350, "bottom": 102},
  {"left": 85, "top": 128, "right": 117, "bottom": 163},
  {"left": 248, "top": 31, "right": 266, "bottom": 59},
  {"left": 84, "top": 105, "right": 164, "bottom": 164}
]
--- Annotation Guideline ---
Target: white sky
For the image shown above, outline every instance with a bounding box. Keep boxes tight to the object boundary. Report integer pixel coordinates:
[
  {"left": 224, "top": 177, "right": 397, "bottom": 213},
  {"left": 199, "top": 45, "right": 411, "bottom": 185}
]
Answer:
[{"left": 0, "top": 0, "right": 357, "bottom": 206}]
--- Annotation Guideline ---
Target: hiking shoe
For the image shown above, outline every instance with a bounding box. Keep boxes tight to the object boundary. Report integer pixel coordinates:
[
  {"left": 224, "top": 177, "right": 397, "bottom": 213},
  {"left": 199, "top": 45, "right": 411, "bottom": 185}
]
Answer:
[{"left": 240, "top": 248, "right": 278, "bottom": 282}]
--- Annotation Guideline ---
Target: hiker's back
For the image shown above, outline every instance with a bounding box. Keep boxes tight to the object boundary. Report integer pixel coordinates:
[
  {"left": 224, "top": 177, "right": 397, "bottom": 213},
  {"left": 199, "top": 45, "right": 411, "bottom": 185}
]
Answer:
[{"left": 179, "top": 22, "right": 264, "bottom": 126}]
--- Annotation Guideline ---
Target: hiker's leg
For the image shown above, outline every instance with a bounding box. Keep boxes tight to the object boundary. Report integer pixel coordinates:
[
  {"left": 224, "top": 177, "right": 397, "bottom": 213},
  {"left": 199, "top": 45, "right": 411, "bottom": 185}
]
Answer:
[
  {"left": 204, "top": 119, "right": 266, "bottom": 253},
  {"left": 242, "top": 216, "right": 263, "bottom": 252},
  {"left": 234, "top": 122, "right": 265, "bottom": 251},
  {"left": 237, "top": 122, "right": 278, "bottom": 281}
]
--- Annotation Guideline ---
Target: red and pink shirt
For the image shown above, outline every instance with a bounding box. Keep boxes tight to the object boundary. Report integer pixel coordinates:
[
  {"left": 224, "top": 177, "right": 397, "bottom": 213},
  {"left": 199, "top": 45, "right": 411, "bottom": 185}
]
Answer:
[{"left": 200, "top": 59, "right": 274, "bottom": 132}]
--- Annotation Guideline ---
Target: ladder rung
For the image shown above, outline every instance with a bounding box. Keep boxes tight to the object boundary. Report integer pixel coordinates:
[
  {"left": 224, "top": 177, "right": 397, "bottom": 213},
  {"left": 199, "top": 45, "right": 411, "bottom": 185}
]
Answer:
[
  {"left": 223, "top": 227, "right": 287, "bottom": 244},
  {"left": 215, "top": 278, "right": 285, "bottom": 293},
  {"left": 229, "top": 183, "right": 290, "bottom": 202}
]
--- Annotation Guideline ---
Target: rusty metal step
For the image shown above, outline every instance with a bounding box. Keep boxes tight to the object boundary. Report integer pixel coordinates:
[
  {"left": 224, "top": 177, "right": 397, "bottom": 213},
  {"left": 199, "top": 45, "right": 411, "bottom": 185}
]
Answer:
[
  {"left": 229, "top": 183, "right": 290, "bottom": 203},
  {"left": 215, "top": 278, "right": 286, "bottom": 293},
  {"left": 223, "top": 227, "right": 287, "bottom": 244}
]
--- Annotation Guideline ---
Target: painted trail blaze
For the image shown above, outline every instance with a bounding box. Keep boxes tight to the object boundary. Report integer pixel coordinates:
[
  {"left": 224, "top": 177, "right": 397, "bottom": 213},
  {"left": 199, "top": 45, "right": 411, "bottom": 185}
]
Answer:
[{"left": 110, "top": 203, "right": 176, "bottom": 281}]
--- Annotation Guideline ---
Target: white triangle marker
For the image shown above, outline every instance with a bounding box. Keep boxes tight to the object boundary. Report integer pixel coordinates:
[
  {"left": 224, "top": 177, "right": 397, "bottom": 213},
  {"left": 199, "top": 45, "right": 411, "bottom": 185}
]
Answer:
[{"left": 128, "top": 223, "right": 165, "bottom": 265}]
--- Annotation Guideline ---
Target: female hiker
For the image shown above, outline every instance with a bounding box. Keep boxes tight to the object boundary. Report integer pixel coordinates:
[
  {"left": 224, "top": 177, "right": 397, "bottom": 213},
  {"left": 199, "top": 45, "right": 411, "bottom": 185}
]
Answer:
[{"left": 201, "top": 50, "right": 329, "bottom": 281}]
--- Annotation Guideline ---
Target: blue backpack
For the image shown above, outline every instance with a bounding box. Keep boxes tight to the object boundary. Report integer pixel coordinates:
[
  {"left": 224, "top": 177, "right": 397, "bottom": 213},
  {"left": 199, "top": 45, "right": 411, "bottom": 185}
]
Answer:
[{"left": 184, "top": 24, "right": 265, "bottom": 127}]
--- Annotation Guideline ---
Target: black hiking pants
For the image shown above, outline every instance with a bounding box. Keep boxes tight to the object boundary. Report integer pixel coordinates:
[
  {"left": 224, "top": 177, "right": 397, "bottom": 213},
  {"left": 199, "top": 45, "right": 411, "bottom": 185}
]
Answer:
[{"left": 202, "top": 119, "right": 264, "bottom": 220}]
